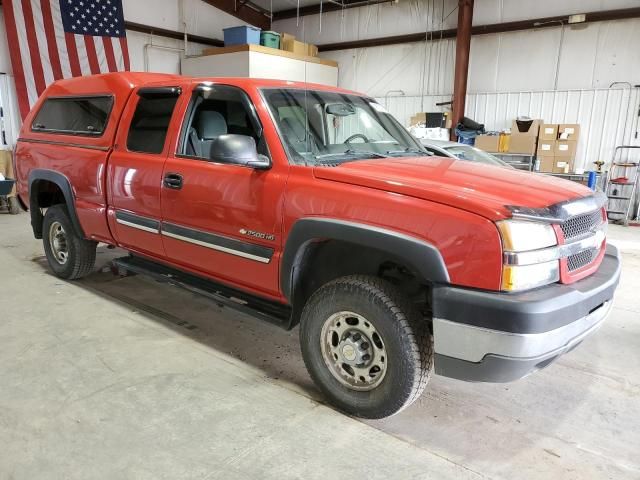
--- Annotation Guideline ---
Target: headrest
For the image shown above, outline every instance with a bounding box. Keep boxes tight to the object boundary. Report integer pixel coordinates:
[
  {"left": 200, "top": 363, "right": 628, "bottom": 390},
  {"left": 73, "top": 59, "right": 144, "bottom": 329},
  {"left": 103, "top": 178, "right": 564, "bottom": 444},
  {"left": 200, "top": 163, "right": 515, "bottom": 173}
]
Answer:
[
  {"left": 281, "top": 117, "right": 307, "bottom": 142},
  {"left": 197, "top": 111, "right": 227, "bottom": 140}
]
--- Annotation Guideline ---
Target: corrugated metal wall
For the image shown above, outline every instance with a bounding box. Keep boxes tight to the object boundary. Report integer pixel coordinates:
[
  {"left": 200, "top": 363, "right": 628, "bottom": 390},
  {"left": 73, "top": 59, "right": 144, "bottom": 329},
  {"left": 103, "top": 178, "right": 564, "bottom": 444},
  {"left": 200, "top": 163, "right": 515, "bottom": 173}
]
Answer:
[
  {"left": 0, "top": 74, "right": 20, "bottom": 151},
  {"left": 377, "top": 86, "right": 640, "bottom": 171}
]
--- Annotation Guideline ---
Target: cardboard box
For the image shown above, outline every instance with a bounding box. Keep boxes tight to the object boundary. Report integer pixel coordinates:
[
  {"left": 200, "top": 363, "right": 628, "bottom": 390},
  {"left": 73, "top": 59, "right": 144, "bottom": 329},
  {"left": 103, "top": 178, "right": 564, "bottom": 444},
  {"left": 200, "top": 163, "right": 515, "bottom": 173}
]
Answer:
[
  {"left": 553, "top": 158, "right": 573, "bottom": 173},
  {"left": 540, "top": 124, "right": 559, "bottom": 140},
  {"left": 537, "top": 155, "right": 556, "bottom": 173},
  {"left": 508, "top": 133, "right": 537, "bottom": 154},
  {"left": 475, "top": 135, "right": 500, "bottom": 152},
  {"left": 538, "top": 155, "right": 573, "bottom": 173},
  {"left": 555, "top": 140, "right": 577, "bottom": 157},
  {"left": 558, "top": 124, "right": 580, "bottom": 140},
  {"left": 280, "top": 32, "right": 318, "bottom": 57},
  {"left": 511, "top": 119, "right": 542, "bottom": 136},
  {"left": 280, "top": 32, "right": 295, "bottom": 51},
  {"left": 410, "top": 112, "right": 452, "bottom": 128},
  {"left": 537, "top": 140, "right": 555, "bottom": 155}
]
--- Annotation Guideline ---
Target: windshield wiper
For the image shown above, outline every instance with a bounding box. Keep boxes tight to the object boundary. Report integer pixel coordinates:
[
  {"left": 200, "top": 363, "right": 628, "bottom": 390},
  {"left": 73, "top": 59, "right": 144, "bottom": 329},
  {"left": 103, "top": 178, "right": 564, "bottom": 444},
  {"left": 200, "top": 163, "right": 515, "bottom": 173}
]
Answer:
[
  {"left": 314, "top": 149, "right": 388, "bottom": 160},
  {"left": 385, "top": 147, "right": 430, "bottom": 156}
]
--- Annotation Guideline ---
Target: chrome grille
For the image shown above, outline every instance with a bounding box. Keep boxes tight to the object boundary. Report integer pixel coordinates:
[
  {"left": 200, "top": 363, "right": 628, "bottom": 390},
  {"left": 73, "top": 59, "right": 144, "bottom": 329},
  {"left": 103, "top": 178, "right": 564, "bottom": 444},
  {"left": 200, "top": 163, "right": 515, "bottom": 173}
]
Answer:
[
  {"left": 567, "top": 248, "right": 599, "bottom": 271},
  {"left": 561, "top": 210, "right": 602, "bottom": 240}
]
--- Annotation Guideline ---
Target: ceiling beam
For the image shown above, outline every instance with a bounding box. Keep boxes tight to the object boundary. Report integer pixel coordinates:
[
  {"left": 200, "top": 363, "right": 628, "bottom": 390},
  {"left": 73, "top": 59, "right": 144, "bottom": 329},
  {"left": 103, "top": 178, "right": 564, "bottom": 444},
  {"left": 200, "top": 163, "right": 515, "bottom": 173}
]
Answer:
[
  {"left": 200, "top": 0, "right": 271, "bottom": 30},
  {"left": 125, "top": 21, "right": 223, "bottom": 47},
  {"left": 318, "top": 7, "right": 640, "bottom": 52},
  {"left": 273, "top": 0, "right": 391, "bottom": 21}
]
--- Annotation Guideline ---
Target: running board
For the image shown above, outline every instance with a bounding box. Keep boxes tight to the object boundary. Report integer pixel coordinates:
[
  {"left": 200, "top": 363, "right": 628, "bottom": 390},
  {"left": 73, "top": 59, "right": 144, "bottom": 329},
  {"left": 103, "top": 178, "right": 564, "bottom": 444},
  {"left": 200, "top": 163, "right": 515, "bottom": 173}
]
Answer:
[{"left": 111, "top": 256, "right": 292, "bottom": 329}]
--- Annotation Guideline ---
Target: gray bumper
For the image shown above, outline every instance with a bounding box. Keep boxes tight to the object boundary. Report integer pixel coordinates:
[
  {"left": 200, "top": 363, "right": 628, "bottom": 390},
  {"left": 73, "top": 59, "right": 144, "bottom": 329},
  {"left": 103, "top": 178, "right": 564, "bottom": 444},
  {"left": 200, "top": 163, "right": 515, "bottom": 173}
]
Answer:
[{"left": 433, "top": 244, "right": 621, "bottom": 382}]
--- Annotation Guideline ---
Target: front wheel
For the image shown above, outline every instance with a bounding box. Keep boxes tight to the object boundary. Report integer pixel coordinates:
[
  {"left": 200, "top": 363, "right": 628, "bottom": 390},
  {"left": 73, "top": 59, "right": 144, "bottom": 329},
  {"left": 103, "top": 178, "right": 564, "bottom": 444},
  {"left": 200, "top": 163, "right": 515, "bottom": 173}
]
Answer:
[
  {"left": 42, "top": 204, "right": 97, "bottom": 280},
  {"left": 299, "top": 275, "right": 433, "bottom": 419}
]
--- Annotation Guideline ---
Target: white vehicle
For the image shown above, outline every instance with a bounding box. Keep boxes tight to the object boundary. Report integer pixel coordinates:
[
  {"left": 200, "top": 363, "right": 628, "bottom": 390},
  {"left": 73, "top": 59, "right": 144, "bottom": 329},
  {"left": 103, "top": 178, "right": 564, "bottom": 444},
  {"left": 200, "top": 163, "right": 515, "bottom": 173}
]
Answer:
[{"left": 421, "top": 139, "right": 514, "bottom": 168}]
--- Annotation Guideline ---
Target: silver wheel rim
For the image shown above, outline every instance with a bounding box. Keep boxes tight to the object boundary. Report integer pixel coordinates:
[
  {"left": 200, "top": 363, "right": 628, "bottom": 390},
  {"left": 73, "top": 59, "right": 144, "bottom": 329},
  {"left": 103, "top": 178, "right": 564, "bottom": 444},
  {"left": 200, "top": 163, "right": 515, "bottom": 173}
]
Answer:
[
  {"left": 320, "top": 311, "right": 387, "bottom": 391},
  {"left": 48, "top": 221, "right": 69, "bottom": 265}
]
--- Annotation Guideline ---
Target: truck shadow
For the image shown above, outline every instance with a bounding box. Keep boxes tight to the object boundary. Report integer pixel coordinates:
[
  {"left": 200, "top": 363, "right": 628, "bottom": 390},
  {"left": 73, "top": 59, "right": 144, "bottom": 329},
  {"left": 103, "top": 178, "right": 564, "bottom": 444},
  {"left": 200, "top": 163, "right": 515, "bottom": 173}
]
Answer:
[{"left": 32, "top": 247, "right": 321, "bottom": 401}]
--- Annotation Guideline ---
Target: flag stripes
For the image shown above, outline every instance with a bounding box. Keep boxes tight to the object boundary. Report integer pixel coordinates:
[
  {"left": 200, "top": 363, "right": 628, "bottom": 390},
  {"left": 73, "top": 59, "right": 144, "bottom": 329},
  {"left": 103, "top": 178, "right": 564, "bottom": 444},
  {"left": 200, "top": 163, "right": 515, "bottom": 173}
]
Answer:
[{"left": 2, "top": 0, "right": 130, "bottom": 120}]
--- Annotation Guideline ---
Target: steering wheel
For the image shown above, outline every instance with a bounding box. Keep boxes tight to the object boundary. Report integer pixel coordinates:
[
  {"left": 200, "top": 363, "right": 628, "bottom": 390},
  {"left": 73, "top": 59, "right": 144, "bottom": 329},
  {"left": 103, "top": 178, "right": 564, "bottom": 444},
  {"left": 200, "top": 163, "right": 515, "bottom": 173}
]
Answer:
[{"left": 344, "top": 133, "right": 370, "bottom": 144}]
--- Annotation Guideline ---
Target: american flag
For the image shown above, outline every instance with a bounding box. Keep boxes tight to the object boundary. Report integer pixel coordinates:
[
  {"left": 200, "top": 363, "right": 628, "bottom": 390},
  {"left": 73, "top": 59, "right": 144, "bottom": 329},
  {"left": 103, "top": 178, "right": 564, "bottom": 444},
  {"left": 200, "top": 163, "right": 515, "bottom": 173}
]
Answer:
[{"left": 3, "top": 0, "right": 130, "bottom": 120}]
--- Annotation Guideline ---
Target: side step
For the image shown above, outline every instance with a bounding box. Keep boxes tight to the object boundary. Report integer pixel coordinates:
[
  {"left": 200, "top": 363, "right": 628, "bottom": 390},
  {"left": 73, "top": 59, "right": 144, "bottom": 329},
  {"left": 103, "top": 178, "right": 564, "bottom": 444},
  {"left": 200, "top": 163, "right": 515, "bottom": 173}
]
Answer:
[{"left": 111, "top": 255, "right": 292, "bottom": 329}]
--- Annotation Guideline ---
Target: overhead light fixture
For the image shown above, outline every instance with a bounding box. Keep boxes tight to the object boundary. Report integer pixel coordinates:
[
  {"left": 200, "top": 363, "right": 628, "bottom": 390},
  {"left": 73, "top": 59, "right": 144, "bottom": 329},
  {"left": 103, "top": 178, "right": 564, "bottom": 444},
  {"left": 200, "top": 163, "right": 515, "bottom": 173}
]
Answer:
[{"left": 568, "top": 14, "right": 586, "bottom": 24}]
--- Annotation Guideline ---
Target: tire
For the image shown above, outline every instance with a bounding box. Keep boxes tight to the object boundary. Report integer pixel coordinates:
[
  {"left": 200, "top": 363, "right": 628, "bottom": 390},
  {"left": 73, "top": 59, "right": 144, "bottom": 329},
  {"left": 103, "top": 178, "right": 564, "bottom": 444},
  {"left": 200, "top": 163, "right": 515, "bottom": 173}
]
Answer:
[
  {"left": 8, "top": 197, "right": 20, "bottom": 215},
  {"left": 299, "top": 275, "right": 433, "bottom": 419},
  {"left": 42, "top": 204, "right": 97, "bottom": 280}
]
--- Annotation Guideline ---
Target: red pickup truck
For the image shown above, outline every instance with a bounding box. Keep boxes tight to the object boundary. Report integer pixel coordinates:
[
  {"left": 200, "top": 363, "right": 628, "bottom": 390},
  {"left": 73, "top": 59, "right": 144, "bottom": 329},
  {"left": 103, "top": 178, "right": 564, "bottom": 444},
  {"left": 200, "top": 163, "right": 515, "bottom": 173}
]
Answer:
[{"left": 14, "top": 72, "right": 620, "bottom": 418}]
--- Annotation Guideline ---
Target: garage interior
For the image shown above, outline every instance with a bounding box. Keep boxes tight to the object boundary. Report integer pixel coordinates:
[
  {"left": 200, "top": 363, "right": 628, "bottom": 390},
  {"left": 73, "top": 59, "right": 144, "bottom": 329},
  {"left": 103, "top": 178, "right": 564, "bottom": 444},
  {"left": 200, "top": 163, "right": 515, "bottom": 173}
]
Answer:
[{"left": 1, "top": 0, "right": 640, "bottom": 479}]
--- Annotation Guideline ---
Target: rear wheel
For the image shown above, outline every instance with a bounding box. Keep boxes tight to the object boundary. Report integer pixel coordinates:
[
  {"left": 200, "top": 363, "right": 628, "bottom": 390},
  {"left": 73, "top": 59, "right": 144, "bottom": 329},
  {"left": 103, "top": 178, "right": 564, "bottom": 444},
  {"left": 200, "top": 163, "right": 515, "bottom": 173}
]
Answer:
[
  {"left": 42, "top": 205, "right": 96, "bottom": 279},
  {"left": 300, "top": 275, "right": 433, "bottom": 419}
]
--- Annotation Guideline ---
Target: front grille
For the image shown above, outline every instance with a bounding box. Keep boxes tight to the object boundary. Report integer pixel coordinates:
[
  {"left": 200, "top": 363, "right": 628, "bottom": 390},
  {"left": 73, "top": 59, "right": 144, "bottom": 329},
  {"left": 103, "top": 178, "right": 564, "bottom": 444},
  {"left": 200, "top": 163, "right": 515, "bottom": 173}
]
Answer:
[
  {"left": 567, "top": 248, "right": 599, "bottom": 271},
  {"left": 561, "top": 209, "right": 602, "bottom": 240}
]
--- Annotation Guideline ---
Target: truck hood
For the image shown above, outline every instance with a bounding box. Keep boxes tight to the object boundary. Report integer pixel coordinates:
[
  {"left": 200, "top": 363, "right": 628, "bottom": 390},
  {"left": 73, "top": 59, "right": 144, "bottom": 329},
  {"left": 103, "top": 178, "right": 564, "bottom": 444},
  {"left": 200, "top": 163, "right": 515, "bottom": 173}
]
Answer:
[{"left": 313, "top": 156, "right": 593, "bottom": 220}]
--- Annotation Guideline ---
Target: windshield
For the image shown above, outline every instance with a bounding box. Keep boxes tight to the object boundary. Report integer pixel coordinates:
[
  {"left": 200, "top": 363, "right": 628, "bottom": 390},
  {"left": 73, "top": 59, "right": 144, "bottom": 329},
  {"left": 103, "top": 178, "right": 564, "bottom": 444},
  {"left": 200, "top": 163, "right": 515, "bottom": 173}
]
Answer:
[
  {"left": 443, "top": 145, "right": 512, "bottom": 168},
  {"left": 262, "top": 88, "right": 428, "bottom": 165}
]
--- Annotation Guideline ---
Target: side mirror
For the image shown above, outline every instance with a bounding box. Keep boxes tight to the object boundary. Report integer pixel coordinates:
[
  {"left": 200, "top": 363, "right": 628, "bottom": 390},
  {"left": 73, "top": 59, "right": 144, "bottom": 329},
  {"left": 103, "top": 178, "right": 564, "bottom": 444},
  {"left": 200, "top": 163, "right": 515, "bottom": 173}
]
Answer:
[{"left": 210, "top": 134, "right": 271, "bottom": 170}]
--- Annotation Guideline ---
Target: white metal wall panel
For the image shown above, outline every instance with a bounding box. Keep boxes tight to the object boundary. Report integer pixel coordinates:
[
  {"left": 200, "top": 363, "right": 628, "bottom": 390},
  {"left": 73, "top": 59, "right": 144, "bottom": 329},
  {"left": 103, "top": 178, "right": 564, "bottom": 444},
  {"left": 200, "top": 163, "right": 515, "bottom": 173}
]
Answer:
[
  {"left": 319, "top": 18, "right": 640, "bottom": 97},
  {"left": 0, "top": 74, "right": 21, "bottom": 150},
  {"left": 274, "top": 0, "right": 640, "bottom": 46},
  {"left": 377, "top": 87, "right": 640, "bottom": 171}
]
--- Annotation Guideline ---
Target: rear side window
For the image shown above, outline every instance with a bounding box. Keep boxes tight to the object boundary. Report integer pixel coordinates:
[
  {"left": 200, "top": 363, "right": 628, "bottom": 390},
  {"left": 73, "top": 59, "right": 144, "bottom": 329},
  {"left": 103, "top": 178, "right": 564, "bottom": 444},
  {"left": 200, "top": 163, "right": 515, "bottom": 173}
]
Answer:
[
  {"left": 127, "top": 90, "right": 180, "bottom": 154},
  {"left": 32, "top": 96, "right": 113, "bottom": 135}
]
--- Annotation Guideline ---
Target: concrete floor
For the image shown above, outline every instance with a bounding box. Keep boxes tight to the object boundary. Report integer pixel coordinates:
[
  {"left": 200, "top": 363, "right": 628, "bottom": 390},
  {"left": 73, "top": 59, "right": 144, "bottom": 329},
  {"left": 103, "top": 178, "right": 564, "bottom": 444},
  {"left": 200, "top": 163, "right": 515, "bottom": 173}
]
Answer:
[{"left": 0, "top": 212, "right": 639, "bottom": 480}]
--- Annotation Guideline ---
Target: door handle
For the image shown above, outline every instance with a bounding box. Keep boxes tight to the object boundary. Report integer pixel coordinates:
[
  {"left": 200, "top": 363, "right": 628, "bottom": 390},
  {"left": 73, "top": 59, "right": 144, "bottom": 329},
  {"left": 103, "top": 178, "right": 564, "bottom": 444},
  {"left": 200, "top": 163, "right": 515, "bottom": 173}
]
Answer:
[{"left": 163, "top": 173, "right": 183, "bottom": 190}]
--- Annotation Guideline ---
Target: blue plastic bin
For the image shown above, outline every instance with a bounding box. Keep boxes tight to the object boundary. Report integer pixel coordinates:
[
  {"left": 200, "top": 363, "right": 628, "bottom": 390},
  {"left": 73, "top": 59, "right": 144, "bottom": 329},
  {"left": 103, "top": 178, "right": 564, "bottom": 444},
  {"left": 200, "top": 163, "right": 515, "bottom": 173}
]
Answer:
[{"left": 223, "top": 26, "right": 261, "bottom": 46}]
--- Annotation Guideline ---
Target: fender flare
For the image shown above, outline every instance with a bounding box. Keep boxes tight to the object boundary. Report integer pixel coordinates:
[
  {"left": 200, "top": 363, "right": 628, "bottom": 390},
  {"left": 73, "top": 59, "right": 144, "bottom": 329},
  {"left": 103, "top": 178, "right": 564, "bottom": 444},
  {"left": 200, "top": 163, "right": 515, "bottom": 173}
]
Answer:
[
  {"left": 28, "top": 169, "right": 85, "bottom": 239},
  {"left": 280, "top": 218, "right": 450, "bottom": 302}
]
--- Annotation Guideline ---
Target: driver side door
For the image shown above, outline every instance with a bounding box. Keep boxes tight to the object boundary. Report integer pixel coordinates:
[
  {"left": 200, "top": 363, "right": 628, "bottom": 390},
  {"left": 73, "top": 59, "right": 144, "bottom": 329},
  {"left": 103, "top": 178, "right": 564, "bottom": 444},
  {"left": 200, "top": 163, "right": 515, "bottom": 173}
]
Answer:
[{"left": 160, "top": 83, "right": 287, "bottom": 300}]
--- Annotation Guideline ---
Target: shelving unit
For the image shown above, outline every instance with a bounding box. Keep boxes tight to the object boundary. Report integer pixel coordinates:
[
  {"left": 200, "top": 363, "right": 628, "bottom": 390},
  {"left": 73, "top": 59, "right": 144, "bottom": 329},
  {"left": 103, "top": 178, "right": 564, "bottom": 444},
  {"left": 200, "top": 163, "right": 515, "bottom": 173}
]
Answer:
[{"left": 181, "top": 44, "right": 339, "bottom": 86}]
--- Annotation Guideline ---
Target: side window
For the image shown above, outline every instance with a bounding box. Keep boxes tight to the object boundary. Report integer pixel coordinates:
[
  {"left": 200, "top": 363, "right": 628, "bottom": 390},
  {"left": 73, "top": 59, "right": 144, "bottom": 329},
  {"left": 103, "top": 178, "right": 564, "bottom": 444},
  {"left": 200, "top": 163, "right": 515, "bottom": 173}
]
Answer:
[
  {"left": 32, "top": 96, "right": 113, "bottom": 135},
  {"left": 127, "top": 89, "right": 180, "bottom": 154},
  {"left": 181, "top": 84, "right": 266, "bottom": 161}
]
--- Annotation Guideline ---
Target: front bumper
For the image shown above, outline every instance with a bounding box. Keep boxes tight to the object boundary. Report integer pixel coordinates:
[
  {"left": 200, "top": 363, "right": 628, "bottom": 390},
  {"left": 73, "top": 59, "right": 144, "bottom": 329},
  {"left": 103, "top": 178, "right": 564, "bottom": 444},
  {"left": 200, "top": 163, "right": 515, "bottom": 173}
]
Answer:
[{"left": 432, "top": 244, "right": 621, "bottom": 382}]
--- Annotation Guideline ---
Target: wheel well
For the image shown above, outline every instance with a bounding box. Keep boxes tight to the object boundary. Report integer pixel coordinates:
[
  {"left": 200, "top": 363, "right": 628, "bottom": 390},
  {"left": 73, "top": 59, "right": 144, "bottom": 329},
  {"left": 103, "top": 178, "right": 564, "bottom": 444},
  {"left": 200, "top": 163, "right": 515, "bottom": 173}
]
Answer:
[
  {"left": 29, "top": 179, "right": 66, "bottom": 239},
  {"left": 290, "top": 239, "right": 431, "bottom": 326},
  {"left": 32, "top": 179, "right": 66, "bottom": 208}
]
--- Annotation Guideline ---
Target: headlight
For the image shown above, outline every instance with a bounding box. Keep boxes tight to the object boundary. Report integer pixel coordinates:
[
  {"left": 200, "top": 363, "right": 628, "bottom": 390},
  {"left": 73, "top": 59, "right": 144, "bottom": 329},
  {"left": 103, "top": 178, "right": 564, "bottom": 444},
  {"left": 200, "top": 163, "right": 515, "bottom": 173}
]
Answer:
[
  {"left": 497, "top": 220, "right": 557, "bottom": 251},
  {"left": 497, "top": 220, "right": 559, "bottom": 292}
]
